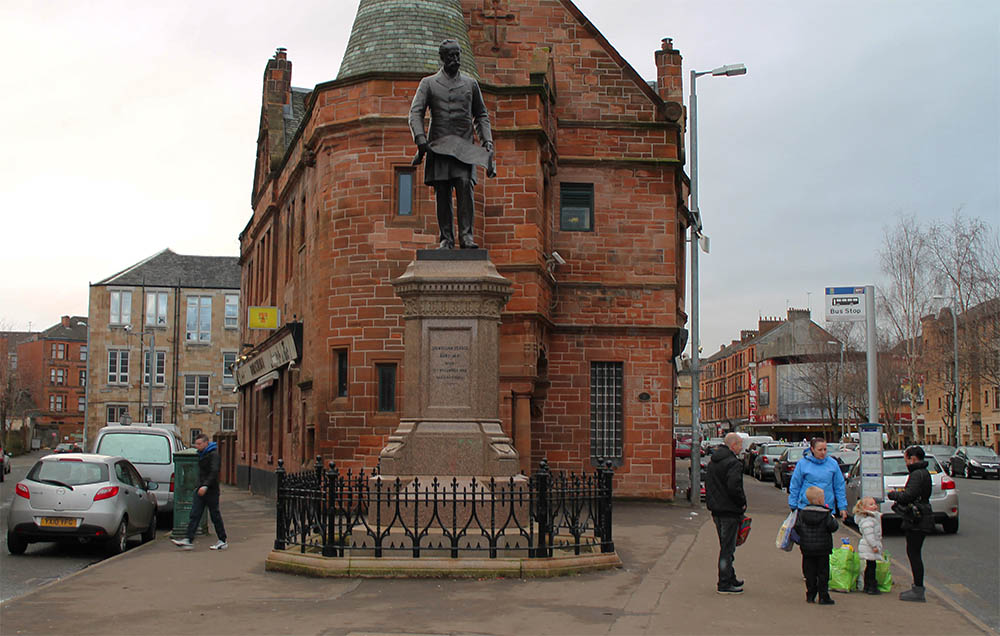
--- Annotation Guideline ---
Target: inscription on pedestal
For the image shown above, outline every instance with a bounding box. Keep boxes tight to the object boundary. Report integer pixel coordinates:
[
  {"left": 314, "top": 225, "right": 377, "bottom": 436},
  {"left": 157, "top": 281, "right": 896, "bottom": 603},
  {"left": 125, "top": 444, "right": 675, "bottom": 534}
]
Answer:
[{"left": 428, "top": 327, "right": 471, "bottom": 409}]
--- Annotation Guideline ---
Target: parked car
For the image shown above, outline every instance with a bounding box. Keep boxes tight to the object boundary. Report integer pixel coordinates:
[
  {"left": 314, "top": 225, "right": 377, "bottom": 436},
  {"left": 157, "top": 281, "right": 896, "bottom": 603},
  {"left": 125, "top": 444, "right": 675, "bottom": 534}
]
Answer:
[
  {"left": 920, "top": 445, "right": 956, "bottom": 474},
  {"left": 0, "top": 444, "right": 11, "bottom": 482},
  {"left": 844, "top": 450, "right": 959, "bottom": 533},
  {"left": 830, "top": 449, "right": 859, "bottom": 480},
  {"left": 948, "top": 446, "right": 1000, "bottom": 479},
  {"left": 53, "top": 443, "right": 83, "bottom": 454},
  {"left": 673, "top": 440, "right": 692, "bottom": 459},
  {"left": 92, "top": 424, "right": 185, "bottom": 517},
  {"left": 752, "top": 443, "right": 791, "bottom": 481},
  {"left": 701, "top": 437, "right": 725, "bottom": 454},
  {"left": 6, "top": 453, "right": 158, "bottom": 555},
  {"left": 773, "top": 446, "right": 807, "bottom": 490}
]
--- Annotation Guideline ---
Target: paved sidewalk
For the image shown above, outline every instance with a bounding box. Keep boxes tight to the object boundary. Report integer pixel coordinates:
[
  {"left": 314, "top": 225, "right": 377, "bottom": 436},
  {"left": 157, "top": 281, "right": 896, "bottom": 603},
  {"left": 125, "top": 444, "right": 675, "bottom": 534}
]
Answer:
[{"left": 0, "top": 486, "right": 991, "bottom": 635}]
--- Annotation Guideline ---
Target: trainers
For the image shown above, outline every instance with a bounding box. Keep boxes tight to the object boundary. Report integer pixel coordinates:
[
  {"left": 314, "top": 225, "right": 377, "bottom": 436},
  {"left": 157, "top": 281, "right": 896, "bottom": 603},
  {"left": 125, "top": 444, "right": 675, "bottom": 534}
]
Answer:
[
  {"left": 717, "top": 586, "right": 744, "bottom": 595},
  {"left": 209, "top": 540, "right": 229, "bottom": 551},
  {"left": 171, "top": 538, "right": 193, "bottom": 550}
]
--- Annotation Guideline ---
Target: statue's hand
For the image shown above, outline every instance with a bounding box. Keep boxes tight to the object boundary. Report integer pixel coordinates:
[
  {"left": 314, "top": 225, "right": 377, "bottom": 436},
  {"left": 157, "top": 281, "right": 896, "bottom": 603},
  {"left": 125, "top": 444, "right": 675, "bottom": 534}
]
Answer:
[
  {"left": 484, "top": 141, "right": 496, "bottom": 177},
  {"left": 411, "top": 144, "right": 426, "bottom": 166}
]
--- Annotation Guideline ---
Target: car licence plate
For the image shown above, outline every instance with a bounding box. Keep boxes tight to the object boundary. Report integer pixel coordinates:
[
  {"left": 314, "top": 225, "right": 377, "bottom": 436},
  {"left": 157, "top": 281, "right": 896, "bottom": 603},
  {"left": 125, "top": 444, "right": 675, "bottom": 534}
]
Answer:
[
  {"left": 39, "top": 517, "right": 78, "bottom": 528},
  {"left": 986, "top": 468, "right": 998, "bottom": 473}
]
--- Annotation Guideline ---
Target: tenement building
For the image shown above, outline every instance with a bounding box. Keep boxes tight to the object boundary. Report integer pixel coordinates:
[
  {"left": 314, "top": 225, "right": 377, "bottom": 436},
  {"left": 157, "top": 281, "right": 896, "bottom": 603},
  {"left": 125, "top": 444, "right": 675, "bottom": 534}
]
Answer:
[
  {"left": 86, "top": 250, "right": 241, "bottom": 449},
  {"left": 235, "top": 0, "right": 691, "bottom": 497},
  {"left": 12, "top": 317, "right": 89, "bottom": 447}
]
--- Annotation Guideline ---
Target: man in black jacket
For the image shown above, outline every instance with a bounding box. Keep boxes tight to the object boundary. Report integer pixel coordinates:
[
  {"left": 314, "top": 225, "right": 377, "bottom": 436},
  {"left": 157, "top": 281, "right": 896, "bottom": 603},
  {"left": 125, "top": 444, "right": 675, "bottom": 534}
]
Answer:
[
  {"left": 887, "top": 445, "right": 933, "bottom": 601},
  {"left": 172, "top": 434, "right": 228, "bottom": 551},
  {"left": 705, "top": 432, "right": 747, "bottom": 594}
]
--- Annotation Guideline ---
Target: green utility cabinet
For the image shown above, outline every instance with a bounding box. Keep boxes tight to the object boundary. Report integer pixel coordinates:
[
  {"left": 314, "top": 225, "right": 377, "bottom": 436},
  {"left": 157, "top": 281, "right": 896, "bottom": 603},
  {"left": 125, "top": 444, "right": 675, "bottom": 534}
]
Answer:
[{"left": 171, "top": 448, "right": 209, "bottom": 538}]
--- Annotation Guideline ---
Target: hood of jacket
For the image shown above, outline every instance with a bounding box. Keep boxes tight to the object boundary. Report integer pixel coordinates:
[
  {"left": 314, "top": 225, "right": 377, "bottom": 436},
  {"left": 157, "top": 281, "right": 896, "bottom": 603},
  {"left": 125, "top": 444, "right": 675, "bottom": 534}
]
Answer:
[
  {"left": 711, "top": 445, "right": 736, "bottom": 464},
  {"left": 906, "top": 460, "right": 929, "bottom": 473},
  {"left": 198, "top": 441, "right": 218, "bottom": 457}
]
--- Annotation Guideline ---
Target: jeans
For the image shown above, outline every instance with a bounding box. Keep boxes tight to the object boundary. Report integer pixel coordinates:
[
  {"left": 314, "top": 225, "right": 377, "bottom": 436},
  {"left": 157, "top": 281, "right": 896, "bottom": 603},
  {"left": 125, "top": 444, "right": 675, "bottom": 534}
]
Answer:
[
  {"left": 186, "top": 488, "right": 226, "bottom": 542},
  {"left": 802, "top": 554, "right": 830, "bottom": 598},
  {"left": 713, "top": 514, "right": 740, "bottom": 589},
  {"left": 905, "top": 531, "right": 926, "bottom": 586}
]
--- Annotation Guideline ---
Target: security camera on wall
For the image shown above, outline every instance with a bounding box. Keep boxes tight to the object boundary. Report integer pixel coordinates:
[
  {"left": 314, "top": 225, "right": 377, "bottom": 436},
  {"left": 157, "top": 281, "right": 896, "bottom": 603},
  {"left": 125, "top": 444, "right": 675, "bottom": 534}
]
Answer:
[{"left": 551, "top": 251, "right": 566, "bottom": 265}]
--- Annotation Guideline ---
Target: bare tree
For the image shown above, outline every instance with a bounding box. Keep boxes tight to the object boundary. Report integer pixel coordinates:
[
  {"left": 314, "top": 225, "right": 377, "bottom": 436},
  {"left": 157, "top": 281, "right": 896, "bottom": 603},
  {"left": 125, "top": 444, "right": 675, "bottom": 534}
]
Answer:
[{"left": 878, "top": 214, "right": 934, "bottom": 441}]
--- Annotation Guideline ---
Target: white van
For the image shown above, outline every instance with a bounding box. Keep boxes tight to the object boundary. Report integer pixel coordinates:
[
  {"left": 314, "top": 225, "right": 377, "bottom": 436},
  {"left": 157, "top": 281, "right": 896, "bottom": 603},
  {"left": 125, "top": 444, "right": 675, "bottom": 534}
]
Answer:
[{"left": 93, "top": 424, "right": 185, "bottom": 517}]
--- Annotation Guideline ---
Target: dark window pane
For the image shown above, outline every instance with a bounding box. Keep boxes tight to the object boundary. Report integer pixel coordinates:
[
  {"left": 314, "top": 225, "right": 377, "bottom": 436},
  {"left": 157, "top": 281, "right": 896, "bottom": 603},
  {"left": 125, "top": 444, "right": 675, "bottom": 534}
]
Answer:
[
  {"left": 337, "top": 350, "right": 348, "bottom": 398},
  {"left": 560, "top": 183, "right": 594, "bottom": 231},
  {"left": 377, "top": 364, "right": 396, "bottom": 412},
  {"left": 397, "top": 170, "right": 414, "bottom": 216}
]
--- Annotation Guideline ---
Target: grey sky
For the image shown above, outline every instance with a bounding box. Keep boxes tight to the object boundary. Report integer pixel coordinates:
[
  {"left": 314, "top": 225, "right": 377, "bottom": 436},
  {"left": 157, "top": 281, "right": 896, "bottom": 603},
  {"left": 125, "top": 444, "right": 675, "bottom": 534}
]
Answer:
[{"left": 2, "top": 0, "right": 996, "bottom": 355}]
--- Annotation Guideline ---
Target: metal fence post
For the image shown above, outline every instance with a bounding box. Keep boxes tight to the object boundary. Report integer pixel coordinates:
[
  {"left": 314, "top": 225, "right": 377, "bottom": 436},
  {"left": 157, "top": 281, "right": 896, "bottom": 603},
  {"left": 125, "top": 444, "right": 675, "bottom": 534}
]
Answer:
[
  {"left": 323, "top": 461, "right": 337, "bottom": 557},
  {"left": 274, "top": 459, "right": 286, "bottom": 551},
  {"left": 533, "top": 458, "right": 551, "bottom": 558},
  {"left": 599, "top": 459, "right": 615, "bottom": 553}
]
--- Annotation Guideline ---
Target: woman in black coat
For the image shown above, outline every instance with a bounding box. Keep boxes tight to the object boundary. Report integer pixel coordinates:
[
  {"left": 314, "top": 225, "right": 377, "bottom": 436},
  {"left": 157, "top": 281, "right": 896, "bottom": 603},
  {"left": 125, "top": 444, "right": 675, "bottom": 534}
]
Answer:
[{"left": 887, "top": 445, "right": 934, "bottom": 602}]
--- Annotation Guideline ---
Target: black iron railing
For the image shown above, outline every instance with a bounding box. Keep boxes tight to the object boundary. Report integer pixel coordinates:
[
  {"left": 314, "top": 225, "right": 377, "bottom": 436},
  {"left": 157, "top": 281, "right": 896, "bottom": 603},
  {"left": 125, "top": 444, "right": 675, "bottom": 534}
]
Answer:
[{"left": 274, "top": 458, "right": 615, "bottom": 559}]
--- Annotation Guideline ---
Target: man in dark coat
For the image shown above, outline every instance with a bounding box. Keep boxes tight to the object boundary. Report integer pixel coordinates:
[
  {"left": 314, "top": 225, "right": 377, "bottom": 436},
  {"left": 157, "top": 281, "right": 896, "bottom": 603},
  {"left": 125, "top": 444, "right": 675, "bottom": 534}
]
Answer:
[
  {"left": 705, "top": 432, "right": 747, "bottom": 594},
  {"left": 887, "top": 445, "right": 934, "bottom": 601},
  {"left": 171, "top": 433, "right": 228, "bottom": 551},
  {"left": 409, "top": 39, "right": 494, "bottom": 249}
]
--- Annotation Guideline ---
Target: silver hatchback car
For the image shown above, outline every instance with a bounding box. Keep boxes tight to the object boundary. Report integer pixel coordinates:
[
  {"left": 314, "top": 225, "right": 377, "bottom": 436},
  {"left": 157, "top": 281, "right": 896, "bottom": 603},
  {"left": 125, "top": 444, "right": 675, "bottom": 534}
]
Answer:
[
  {"left": 6, "top": 453, "right": 158, "bottom": 555},
  {"left": 845, "top": 450, "right": 959, "bottom": 534}
]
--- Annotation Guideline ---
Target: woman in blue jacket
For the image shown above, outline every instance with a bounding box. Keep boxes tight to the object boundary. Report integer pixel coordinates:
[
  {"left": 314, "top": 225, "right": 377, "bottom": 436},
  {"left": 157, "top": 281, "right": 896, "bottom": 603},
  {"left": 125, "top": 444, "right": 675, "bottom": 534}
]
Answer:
[{"left": 788, "top": 438, "right": 848, "bottom": 520}]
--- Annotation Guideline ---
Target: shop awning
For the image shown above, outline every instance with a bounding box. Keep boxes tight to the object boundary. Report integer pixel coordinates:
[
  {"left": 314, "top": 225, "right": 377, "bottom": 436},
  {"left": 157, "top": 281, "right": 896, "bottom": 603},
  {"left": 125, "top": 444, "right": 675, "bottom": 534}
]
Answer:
[{"left": 254, "top": 370, "right": 279, "bottom": 391}]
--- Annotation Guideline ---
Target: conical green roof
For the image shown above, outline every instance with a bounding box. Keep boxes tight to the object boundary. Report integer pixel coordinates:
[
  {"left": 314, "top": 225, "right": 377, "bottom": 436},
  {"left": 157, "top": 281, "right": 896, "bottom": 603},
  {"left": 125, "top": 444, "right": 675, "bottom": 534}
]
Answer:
[{"left": 337, "top": 0, "right": 479, "bottom": 80}]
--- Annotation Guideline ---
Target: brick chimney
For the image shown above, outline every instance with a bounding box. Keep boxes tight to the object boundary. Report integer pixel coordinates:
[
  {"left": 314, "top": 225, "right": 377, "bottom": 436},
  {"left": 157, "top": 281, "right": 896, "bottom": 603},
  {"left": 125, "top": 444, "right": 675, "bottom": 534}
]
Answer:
[
  {"left": 787, "top": 308, "right": 811, "bottom": 322},
  {"left": 740, "top": 329, "right": 758, "bottom": 343},
  {"left": 263, "top": 48, "right": 292, "bottom": 170},
  {"left": 60, "top": 315, "right": 71, "bottom": 328},
  {"left": 758, "top": 315, "right": 782, "bottom": 336},
  {"left": 654, "top": 38, "right": 684, "bottom": 124}
]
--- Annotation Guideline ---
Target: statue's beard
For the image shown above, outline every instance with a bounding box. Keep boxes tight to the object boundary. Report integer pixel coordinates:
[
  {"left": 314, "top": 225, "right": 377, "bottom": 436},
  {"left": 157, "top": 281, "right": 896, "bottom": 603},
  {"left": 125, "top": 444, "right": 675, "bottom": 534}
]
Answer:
[{"left": 444, "top": 60, "right": 460, "bottom": 74}]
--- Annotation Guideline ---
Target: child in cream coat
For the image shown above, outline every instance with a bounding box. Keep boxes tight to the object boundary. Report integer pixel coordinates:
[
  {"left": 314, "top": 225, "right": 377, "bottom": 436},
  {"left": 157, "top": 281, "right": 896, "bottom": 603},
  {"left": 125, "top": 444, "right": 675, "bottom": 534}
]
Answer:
[{"left": 853, "top": 496, "right": 884, "bottom": 594}]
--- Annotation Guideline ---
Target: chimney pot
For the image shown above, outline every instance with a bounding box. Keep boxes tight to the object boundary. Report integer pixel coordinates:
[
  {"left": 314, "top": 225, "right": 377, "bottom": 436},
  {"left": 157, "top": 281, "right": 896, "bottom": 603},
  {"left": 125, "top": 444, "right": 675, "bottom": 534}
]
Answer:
[
  {"left": 61, "top": 316, "right": 71, "bottom": 327},
  {"left": 661, "top": 38, "right": 673, "bottom": 51}
]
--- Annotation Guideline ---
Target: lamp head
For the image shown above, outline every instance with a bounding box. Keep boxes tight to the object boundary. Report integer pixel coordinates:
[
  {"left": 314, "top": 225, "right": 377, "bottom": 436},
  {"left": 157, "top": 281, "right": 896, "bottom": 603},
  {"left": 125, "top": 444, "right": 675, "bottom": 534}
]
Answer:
[{"left": 711, "top": 63, "right": 747, "bottom": 77}]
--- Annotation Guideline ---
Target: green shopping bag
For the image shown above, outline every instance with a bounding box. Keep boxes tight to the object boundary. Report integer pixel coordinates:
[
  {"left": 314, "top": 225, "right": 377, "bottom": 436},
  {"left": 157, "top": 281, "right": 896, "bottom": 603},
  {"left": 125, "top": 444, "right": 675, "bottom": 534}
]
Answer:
[
  {"left": 876, "top": 553, "right": 893, "bottom": 592},
  {"left": 829, "top": 547, "right": 861, "bottom": 592}
]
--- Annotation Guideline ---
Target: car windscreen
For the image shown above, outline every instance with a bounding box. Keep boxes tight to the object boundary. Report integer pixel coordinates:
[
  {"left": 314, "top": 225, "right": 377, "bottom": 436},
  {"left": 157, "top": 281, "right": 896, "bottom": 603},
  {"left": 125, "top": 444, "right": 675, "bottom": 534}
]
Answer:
[
  {"left": 765, "top": 445, "right": 790, "bottom": 456},
  {"left": 97, "top": 432, "right": 171, "bottom": 464},
  {"left": 29, "top": 460, "right": 109, "bottom": 486},
  {"left": 966, "top": 447, "right": 999, "bottom": 459},
  {"left": 884, "top": 456, "right": 942, "bottom": 476},
  {"left": 787, "top": 448, "right": 805, "bottom": 461},
  {"left": 925, "top": 446, "right": 955, "bottom": 458},
  {"left": 833, "top": 451, "right": 859, "bottom": 465}
]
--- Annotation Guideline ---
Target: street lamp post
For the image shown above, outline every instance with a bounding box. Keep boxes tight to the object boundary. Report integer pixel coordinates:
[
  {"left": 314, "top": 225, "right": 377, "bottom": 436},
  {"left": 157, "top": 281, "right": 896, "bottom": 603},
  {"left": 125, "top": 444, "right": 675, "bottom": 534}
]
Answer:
[
  {"left": 688, "top": 62, "right": 747, "bottom": 505},
  {"left": 933, "top": 295, "right": 960, "bottom": 446}
]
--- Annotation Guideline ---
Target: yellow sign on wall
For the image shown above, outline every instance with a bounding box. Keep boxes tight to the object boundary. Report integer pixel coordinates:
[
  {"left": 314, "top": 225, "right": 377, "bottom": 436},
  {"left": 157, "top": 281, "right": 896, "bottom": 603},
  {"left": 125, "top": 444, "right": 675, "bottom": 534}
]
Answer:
[{"left": 248, "top": 306, "right": 280, "bottom": 329}]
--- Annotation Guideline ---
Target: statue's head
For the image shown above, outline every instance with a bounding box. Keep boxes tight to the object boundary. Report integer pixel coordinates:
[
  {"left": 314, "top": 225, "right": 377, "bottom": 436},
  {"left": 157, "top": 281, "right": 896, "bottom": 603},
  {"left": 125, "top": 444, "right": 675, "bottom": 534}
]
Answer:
[{"left": 439, "top": 39, "right": 461, "bottom": 75}]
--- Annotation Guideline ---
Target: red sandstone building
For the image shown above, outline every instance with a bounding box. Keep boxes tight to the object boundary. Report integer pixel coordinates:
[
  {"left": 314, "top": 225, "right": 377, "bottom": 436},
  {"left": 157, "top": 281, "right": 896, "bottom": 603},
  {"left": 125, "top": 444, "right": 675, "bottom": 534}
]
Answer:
[
  {"left": 13, "top": 317, "right": 89, "bottom": 447},
  {"left": 235, "top": 0, "right": 691, "bottom": 498}
]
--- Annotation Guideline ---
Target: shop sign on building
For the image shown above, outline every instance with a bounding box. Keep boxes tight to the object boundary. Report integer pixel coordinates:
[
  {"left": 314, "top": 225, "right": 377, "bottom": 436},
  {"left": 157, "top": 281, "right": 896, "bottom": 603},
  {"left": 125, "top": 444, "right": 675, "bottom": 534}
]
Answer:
[{"left": 235, "top": 330, "right": 298, "bottom": 386}]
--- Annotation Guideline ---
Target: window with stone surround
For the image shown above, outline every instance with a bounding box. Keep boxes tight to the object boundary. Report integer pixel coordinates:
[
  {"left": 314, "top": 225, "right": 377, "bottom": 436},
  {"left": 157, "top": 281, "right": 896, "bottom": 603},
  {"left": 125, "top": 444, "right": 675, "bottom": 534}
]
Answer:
[
  {"left": 225, "top": 294, "right": 239, "bottom": 329},
  {"left": 221, "top": 406, "right": 237, "bottom": 432},
  {"left": 590, "top": 361, "right": 624, "bottom": 466},
  {"left": 223, "top": 351, "right": 237, "bottom": 386},
  {"left": 560, "top": 182, "right": 594, "bottom": 231},
  {"left": 184, "top": 375, "right": 210, "bottom": 407},
  {"left": 50, "top": 368, "right": 66, "bottom": 385},
  {"left": 49, "top": 394, "right": 65, "bottom": 412},
  {"left": 51, "top": 343, "right": 65, "bottom": 359},
  {"left": 145, "top": 291, "right": 168, "bottom": 327},
  {"left": 143, "top": 350, "right": 166, "bottom": 386},
  {"left": 333, "top": 349, "right": 349, "bottom": 398},
  {"left": 395, "top": 167, "right": 415, "bottom": 217},
  {"left": 109, "top": 290, "right": 132, "bottom": 325},
  {"left": 108, "top": 349, "right": 129, "bottom": 385},
  {"left": 186, "top": 295, "right": 212, "bottom": 342},
  {"left": 106, "top": 404, "right": 129, "bottom": 425},
  {"left": 142, "top": 406, "right": 164, "bottom": 424},
  {"left": 377, "top": 363, "right": 397, "bottom": 412}
]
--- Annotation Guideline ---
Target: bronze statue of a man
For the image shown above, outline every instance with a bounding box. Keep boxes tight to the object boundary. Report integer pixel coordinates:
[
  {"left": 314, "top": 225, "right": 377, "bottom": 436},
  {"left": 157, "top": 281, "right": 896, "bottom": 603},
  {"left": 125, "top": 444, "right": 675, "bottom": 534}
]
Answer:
[{"left": 409, "top": 39, "right": 495, "bottom": 249}]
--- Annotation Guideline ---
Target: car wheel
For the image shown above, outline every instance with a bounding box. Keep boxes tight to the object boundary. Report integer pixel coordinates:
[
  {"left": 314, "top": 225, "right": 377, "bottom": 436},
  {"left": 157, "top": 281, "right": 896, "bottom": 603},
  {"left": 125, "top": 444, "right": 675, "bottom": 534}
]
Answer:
[
  {"left": 107, "top": 519, "right": 128, "bottom": 556},
  {"left": 942, "top": 517, "right": 959, "bottom": 534},
  {"left": 141, "top": 511, "right": 157, "bottom": 544},
  {"left": 7, "top": 531, "right": 27, "bottom": 555}
]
